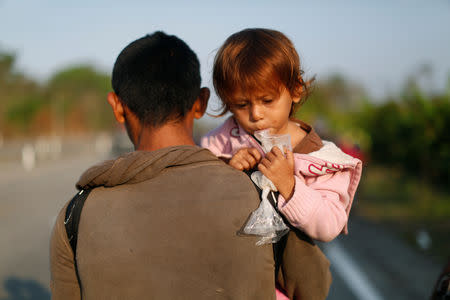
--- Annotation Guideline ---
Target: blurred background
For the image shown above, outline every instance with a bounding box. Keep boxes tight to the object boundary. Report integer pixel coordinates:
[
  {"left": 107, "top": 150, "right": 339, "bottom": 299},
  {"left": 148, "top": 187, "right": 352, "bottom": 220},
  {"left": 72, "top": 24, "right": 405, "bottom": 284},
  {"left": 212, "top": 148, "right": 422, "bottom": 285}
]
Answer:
[{"left": 1, "top": 1, "right": 449, "bottom": 299}]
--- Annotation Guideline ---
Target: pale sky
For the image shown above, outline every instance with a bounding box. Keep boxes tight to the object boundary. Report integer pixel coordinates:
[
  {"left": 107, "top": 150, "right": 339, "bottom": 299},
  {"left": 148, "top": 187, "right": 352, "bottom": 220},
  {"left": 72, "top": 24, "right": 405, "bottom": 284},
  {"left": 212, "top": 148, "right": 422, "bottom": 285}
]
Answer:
[{"left": 1, "top": 0, "right": 450, "bottom": 111}]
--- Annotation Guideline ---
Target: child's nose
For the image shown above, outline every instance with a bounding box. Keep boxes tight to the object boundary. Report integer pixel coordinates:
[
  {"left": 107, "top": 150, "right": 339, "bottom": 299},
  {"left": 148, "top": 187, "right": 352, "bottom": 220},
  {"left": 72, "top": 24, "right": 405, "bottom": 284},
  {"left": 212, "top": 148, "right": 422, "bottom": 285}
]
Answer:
[{"left": 250, "top": 105, "right": 264, "bottom": 121}]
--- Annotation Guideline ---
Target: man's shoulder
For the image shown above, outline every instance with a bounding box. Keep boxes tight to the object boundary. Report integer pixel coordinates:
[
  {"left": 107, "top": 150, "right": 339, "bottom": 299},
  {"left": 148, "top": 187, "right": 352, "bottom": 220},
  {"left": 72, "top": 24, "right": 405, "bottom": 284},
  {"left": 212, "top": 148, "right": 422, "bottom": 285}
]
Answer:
[
  {"left": 75, "top": 146, "right": 220, "bottom": 190},
  {"left": 187, "top": 157, "right": 256, "bottom": 187}
]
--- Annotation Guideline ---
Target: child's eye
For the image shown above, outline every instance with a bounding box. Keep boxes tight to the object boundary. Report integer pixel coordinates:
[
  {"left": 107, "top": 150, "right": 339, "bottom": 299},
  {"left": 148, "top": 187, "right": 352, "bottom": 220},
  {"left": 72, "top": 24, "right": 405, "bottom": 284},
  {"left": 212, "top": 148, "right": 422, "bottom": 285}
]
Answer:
[
  {"left": 263, "top": 99, "right": 273, "bottom": 104},
  {"left": 234, "top": 103, "right": 248, "bottom": 109}
]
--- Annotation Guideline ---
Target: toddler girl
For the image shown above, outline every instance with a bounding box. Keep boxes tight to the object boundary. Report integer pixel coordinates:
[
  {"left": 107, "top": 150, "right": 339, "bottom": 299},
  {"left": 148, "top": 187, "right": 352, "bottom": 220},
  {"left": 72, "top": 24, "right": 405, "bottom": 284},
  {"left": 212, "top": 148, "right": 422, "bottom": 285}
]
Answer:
[{"left": 200, "top": 28, "right": 362, "bottom": 300}]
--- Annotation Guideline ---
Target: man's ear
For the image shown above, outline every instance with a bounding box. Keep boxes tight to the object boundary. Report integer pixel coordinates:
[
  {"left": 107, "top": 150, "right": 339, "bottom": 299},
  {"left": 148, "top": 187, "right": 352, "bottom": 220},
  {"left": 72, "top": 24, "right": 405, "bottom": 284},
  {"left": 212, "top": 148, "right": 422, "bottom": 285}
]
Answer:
[
  {"left": 193, "top": 87, "right": 210, "bottom": 119},
  {"left": 107, "top": 92, "right": 126, "bottom": 124}
]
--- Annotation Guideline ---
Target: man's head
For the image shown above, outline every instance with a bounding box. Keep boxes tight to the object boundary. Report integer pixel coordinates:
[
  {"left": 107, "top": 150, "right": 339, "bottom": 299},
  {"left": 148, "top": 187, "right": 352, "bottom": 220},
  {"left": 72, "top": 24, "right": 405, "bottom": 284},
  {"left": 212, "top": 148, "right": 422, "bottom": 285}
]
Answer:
[{"left": 107, "top": 31, "right": 209, "bottom": 148}]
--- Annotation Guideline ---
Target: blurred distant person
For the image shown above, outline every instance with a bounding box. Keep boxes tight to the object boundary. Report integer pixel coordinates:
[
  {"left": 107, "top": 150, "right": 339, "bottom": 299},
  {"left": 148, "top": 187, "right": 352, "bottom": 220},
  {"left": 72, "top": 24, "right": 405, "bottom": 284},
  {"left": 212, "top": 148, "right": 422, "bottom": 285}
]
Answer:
[
  {"left": 50, "top": 31, "right": 276, "bottom": 300},
  {"left": 337, "top": 137, "right": 365, "bottom": 162},
  {"left": 201, "top": 28, "right": 363, "bottom": 300}
]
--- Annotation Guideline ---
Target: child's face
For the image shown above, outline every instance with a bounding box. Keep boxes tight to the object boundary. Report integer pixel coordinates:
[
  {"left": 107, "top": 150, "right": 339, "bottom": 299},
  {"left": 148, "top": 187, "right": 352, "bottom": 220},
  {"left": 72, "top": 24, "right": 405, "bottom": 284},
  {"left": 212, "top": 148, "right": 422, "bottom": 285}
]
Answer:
[{"left": 229, "top": 88, "right": 300, "bottom": 135}]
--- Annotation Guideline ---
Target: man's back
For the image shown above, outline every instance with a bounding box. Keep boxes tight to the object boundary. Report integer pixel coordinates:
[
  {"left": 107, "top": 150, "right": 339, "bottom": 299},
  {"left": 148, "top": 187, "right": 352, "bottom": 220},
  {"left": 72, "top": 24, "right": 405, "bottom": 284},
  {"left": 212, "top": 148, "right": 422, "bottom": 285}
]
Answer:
[{"left": 50, "top": 146, "right": 275, "bottom": 299}]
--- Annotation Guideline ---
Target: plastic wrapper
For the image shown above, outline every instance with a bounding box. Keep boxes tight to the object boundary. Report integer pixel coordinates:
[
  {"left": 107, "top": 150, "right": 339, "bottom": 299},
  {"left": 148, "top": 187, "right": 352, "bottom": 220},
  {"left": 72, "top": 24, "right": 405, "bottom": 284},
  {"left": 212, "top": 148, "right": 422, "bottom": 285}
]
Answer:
[
  {"left": 242, "top": 129, "right": 292, "bottom": 245},
  {"left": 254, "top": 129, "right": 292, "bottom": 154},
  {"left": 242, "top": 171, "right": 289, "bottom": 245}
]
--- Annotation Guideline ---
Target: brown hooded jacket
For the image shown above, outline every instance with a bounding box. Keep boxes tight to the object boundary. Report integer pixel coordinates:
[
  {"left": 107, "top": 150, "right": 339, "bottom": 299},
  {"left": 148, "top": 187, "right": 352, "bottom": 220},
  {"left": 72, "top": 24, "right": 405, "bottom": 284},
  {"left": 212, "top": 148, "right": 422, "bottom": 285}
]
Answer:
[{"left": 50, "top": 145, "right": 276, "bottom": 300}]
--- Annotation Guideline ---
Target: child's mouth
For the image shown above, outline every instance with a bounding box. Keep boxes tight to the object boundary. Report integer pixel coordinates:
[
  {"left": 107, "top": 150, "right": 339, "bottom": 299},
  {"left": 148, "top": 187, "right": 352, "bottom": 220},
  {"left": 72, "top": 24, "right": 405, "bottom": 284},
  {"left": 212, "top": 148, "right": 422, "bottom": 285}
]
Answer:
[{"left": 254, "top": 127, "right": 275, "bottom": 134}]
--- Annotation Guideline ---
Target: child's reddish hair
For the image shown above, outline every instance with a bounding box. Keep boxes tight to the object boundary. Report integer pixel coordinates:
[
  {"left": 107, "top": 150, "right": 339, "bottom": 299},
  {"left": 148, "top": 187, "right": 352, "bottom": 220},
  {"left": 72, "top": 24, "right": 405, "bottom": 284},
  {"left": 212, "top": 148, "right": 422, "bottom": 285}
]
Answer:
[{"left": 213, "top": 28, "right": 313, "bottom": 116}]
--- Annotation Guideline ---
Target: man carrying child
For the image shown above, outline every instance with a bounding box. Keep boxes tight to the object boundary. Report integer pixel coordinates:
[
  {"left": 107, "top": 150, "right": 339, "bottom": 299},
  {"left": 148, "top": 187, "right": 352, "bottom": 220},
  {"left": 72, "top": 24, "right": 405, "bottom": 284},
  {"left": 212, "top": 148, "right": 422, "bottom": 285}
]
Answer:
[{"left": 49, "top": 31, "right": 276, "bottom": 300}]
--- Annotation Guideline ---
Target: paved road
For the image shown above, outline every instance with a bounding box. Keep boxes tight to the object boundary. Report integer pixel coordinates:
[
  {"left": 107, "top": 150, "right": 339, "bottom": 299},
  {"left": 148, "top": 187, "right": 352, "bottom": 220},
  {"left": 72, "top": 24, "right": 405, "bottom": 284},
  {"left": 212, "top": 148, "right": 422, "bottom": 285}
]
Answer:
[
  {"left": 0, "top": 155, "right": 443, "bottom": 299},
  {"left": 0, "top": 155, "right": 102, "bottom": 299},
  {"left": 320, "top": 217, "right": 442, "bottom": 300}
]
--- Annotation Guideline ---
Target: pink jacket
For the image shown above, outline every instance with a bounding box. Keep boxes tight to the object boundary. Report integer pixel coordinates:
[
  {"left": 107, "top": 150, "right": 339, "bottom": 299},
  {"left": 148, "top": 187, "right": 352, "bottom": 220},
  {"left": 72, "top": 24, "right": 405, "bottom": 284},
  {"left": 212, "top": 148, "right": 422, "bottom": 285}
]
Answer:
[{"left": 200, "top": 117, "right": 362, "bottom": 242}]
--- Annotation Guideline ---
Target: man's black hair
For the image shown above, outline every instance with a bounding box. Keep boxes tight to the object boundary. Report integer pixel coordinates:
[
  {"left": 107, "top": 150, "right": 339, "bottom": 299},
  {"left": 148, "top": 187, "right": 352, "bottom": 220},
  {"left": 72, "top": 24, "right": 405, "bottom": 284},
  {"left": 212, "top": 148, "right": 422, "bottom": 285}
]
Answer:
[{"left": 112, "top": 31, "right": 201, "bottom": 127}]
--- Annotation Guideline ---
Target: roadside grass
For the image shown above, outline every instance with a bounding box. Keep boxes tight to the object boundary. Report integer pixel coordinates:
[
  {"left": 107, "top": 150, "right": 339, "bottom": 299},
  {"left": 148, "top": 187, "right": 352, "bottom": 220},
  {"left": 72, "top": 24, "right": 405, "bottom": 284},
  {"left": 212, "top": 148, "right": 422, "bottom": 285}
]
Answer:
[{"left": 354, "top": 165, "right": 450, "bottom": 263}]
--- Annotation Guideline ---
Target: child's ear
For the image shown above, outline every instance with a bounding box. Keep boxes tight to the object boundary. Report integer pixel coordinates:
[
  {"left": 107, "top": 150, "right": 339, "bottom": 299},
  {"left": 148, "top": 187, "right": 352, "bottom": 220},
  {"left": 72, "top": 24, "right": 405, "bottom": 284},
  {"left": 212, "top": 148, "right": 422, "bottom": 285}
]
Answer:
[
  {"left": 291, "top": 85, "right": 304, "bottom": 104},
  {"left": 107, "top": 92, "right": 126, "bottom": 124},
  {"left": 193, "top": 87, "right": 210, "bottom": 119}
]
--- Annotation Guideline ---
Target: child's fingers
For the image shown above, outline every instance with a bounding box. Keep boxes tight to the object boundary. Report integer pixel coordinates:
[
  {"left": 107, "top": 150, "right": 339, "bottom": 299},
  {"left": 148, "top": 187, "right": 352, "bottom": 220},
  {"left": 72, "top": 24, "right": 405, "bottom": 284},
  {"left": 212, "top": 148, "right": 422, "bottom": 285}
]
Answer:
[
  {"left": 248, "top": 148, "right": 262, "bottom": 162},
  {"left": 246, "top": 158, "right": 257, "bottom": 169},
  {"left": 265, "top": 151, "right": 276, "bottom": 162},
  {"left": 239, "top": 158, "right": 251, "bottom": 170},
  {"left": 230, "top": 148, "right": 260, "bottom": 170},
  {"left": 229, "top": 160, "right": 244, "bottom": 170},
  {"left": 242, "top": 152, "right": 257, "bottom": 167},
  {"left": 258, "top": 162, "right": 275, "bottom": 181},
  {"left": 271, "top": 146, "right": 284, "bottom": 157},
  {"left": 285, "top": 149, "right": 294, "bottom": 167},
  {"left": 257, "top": 162, "right": 269, "bottom": 176},
  {"left": 259, "top": 157, "right": 271, "bottom": 169}
]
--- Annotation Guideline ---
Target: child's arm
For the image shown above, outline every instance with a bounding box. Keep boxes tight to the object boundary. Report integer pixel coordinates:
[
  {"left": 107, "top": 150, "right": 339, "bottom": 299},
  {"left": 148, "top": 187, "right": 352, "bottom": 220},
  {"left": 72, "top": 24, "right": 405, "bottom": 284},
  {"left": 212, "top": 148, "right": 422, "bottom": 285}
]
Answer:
[
  {"left": 277, "top": 170, "right": 352, "bottom": 242},
  {"left": 200, "top": 132, "right": 231, "bottom": 158},
  {"left": 258, "top": 147, "right": 360, "bottom": 242}
]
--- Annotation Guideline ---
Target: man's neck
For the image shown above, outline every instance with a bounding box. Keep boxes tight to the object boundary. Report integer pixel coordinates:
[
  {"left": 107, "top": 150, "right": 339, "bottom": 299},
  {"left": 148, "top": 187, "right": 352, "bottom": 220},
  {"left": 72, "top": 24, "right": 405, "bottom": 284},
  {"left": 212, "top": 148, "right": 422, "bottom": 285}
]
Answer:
[{"left": 134, "top": 120, "right": 196, "bottom": 152}]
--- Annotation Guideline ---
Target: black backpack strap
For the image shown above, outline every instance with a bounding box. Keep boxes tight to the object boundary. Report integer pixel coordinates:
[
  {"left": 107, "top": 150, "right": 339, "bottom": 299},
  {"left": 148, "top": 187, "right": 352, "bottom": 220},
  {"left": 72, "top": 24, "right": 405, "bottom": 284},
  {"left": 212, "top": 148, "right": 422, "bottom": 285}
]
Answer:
[{"left": 64, "top": 189, "right": 91, "bottom": 297}]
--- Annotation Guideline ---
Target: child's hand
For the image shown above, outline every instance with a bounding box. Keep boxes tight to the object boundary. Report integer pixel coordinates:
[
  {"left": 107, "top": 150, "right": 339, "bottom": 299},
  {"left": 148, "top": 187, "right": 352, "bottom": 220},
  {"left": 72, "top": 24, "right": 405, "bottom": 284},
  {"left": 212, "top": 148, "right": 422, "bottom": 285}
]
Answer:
[
  {"left": 229, "top": 148, "right": 262, "bottom": 171},
  {"left": 258, "top": 147, "right": 295, "bottom": 200}
]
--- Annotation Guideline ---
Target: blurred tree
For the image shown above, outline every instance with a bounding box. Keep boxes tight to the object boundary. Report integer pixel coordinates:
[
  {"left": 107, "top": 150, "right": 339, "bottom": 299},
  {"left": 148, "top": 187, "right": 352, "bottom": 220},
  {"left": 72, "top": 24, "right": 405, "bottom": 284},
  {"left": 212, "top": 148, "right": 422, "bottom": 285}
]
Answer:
[
  {"left": 0, "top": 49, "right": 41, "bottom": 136},
  {"left": 295, "top": 74, "right": 370, "bottom": 146},
  {"left": 291, "top": 70, "right": 449, "bottom": 190},
  {"left": 357, "top": 76, "right": 450, "bottom": 189},
  {"left": 0, "top": 57, "right": 114, "bottom": 137},
  {"left": 46, "top": 65, "right": 113, "bottom": 134},
  {"left": 0, "top": 52, "right": 15, "bottom": 80}
]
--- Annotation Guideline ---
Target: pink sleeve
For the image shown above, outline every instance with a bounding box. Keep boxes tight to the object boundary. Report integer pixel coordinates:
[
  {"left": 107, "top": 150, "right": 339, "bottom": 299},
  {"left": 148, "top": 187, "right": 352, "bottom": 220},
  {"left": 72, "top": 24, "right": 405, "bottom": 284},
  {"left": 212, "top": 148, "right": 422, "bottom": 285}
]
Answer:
[
  {"left": 277, "top": 170, "right": 353, "bottom": 242},
  {"left": 276, "top": 288, "right": 290, "bottom": 300},
  {"left": 199, "top": 118, "right": 235, "bottom": 158},
  {"left": 200, "top": 133, "right": 232, "bottom": 158},
  {"left": 200, "top": 117, "right": 264, "bottom": 159}
]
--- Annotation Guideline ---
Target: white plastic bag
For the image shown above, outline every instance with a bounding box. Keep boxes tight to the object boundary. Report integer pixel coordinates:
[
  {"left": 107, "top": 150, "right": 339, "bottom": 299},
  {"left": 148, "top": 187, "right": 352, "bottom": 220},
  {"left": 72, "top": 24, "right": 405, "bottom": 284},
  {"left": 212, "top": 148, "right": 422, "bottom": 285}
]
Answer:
[
  {"left": 242, "top": 171, "right": 289, "bottom": 245},
  {"left": 242, "top": 129, "right": 292, "bottom": 245},
  {"left": 254, "top": 129, "right": 292, "bottom": 154}
]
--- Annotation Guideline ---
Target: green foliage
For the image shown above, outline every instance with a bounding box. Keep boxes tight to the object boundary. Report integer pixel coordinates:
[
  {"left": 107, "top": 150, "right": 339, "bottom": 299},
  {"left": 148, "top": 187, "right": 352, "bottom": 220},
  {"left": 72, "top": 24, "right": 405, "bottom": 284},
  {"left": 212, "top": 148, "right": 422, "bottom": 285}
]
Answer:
[
  {"left": 358, "top": 81, "right": 450, "bottom": 188},
  {"left": 6, "top": 94, "right": 47, "bottom": 128},
  {"left": 46, "top": 65, "right": 113, "bottom": 130},
  {"left": 295, "top": 74, "right": 371, "bottom": 147},
  {"left": 293, "top": 71, "right": 450, "bottom": 190},
  {"left": 48, "top": 65, "right": 110, "bottom": 96},
  {"left": 358, "top": 166, "right": 450, "bottom": 219},
  {"left": 0, "top": 49, "right": 114, "bottom": 136},
  {"left": 0, "top": 49, "right": 40, "bottom": 132},
  {"left": 0, "top": 52, "right": 15, "bottom": 80}
]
